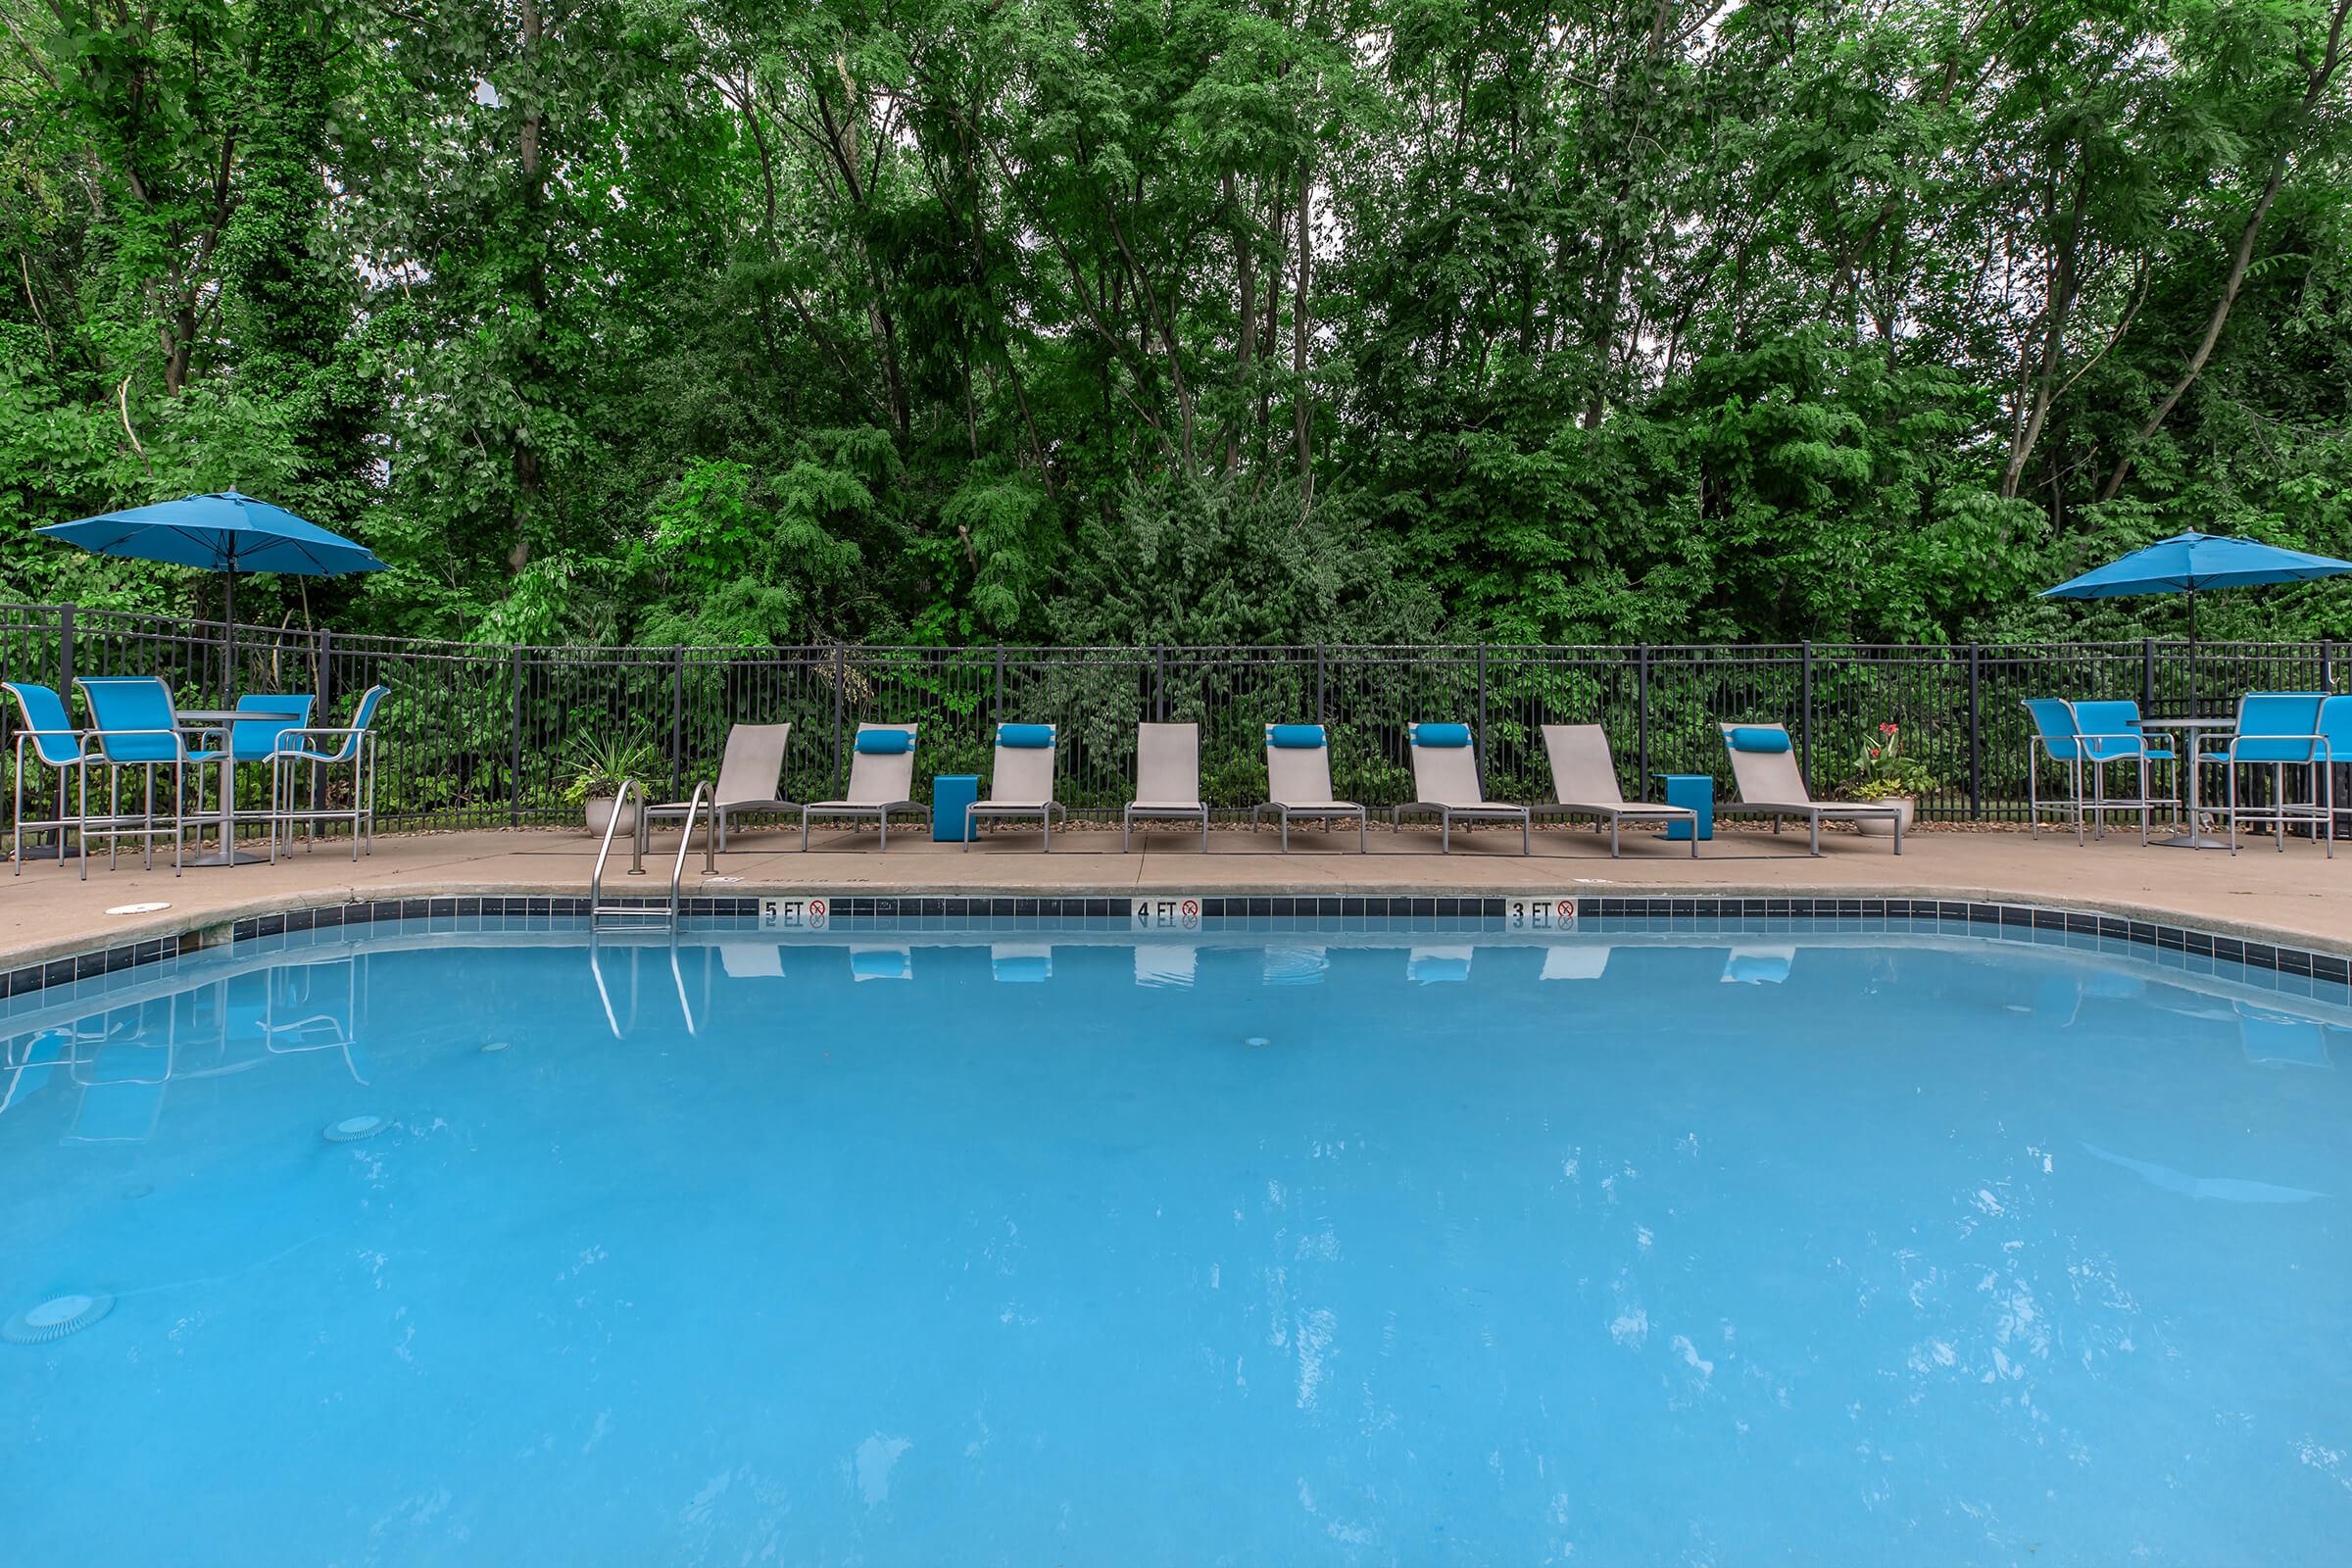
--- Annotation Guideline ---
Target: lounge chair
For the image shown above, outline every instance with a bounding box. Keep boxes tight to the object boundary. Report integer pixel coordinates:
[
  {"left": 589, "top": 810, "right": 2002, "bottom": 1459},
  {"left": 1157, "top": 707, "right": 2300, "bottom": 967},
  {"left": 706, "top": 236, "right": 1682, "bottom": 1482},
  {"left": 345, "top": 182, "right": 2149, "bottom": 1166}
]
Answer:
[
  {"left": 1540, "top": 946, "right": 1613, "bottom": 981},
  {"left": 1393, "top": 722, "right": 1529, "bottom": 853},
  {"left": 991, "top": 943, "right": 1052, "bottom": 981},
  {"left": 849, "top": 944, "right": 911, "bottom": 981},
  {"left": 1717, "top": 722, "right": 1902, "bottom": 854},
  {"left": 645, "top": 721, "right": 796, "bottom": 852},
  {"left": 1250, "top": 724, "right": 1365, "bottom": 853},
  {"left": 1408, "top": 946, "right": 1474, "bottom": 984},
  {"left": 1134, "top": 943, "right": 1199, "bottom": 988},
  {"left": 1722, "top": 946, "right": 1795, "bottom": 985},
  {"left": 965, "top": 722, "right": 1065, "bottom": 851},
  {"left": 1262, "top": 945, "right": 1328, "bottom": 985},
  {"left": 1531, "top": 723, "right": 1696, "bottom": 857},
  {"left": 1123, "top": 721, "right": 1208, "bottom": 851},
  {"left": 800, "top": 723, "right": 925, "bottom": 850},
  {"left": 717, "top": 940, "right": 787, "bottom": 979}
]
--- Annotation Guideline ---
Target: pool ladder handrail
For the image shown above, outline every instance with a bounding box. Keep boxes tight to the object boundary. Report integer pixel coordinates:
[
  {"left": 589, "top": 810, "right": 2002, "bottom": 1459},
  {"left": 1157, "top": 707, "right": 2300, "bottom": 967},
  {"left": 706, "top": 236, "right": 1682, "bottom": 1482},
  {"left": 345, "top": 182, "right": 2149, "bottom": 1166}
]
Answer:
[
  {"left": 590, "top": 779, "right": 657, "bottom": 926},
  {"left": 590, "top": 779, "right": 717, "bottom": 929},
  {"left": 664, "top": 781, "right": 717, "bottom": 923}
]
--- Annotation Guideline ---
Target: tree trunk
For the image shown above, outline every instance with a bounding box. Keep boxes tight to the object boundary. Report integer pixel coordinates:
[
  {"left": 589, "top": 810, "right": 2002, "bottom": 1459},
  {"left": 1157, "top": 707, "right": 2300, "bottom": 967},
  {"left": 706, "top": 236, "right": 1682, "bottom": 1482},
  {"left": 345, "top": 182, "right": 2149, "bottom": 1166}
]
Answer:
[
  {"left": 2096, "top": 157, "right": 2282, "bottom": 502},
  {"left": 1998, "top": 172, "right": 2084, "bottom": 501},
  {"left": 511, "top": 0, "right": 549, "bottom": 573},
  {"left": 1258, "top": 190, "right": 1286, "bottom": 439},
  {"left": 1227, "top": 170, "right": 1254, "bottom": 476},
  {"left": 1293, "top": 160, "right": 1313, "bottom": 506},
  {"left": 2098, "top": 0, "right": 2349, "bottom": 500}
]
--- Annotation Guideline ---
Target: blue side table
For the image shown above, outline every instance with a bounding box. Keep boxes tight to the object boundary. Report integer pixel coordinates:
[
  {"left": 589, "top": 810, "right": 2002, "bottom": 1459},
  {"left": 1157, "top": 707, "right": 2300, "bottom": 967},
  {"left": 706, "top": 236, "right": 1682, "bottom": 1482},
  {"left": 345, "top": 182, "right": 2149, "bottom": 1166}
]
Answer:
[
  {"left": 931, "top": 774, "right": 980, "bottom": 842},
  {"left": 1654, "top": 773, "right": 1714, "bottom": 841}
]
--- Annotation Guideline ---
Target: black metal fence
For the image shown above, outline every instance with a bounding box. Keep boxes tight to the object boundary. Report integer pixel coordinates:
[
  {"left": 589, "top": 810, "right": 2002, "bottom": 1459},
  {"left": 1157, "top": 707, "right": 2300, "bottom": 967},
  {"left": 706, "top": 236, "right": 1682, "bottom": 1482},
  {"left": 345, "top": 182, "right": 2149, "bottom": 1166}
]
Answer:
[{"left": 2, "top": 603, "right": 2343, "bottom": 830}]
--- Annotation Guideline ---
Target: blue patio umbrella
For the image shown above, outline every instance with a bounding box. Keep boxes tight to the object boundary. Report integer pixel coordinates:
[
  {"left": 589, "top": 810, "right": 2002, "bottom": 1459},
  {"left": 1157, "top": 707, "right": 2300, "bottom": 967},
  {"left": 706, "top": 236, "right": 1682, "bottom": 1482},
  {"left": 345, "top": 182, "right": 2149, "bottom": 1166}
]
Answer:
[
  {"left": 2040, "top": 530, "right": 2352, "bottom": 706},
  {"left": 37, "top": 490, "right": 386, "bottom": 691}
]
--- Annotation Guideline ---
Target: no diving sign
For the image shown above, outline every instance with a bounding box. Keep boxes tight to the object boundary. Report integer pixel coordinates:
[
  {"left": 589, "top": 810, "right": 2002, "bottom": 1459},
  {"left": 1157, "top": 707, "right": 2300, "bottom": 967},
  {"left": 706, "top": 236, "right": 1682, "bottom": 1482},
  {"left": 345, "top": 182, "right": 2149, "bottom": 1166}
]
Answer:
[
  {"left": 760, "top": 897, "right": 830, "bottom": 931},
  {"left": 1132, "top": 897, "right": 1201, "bottom": 931},
  {"left": 1505, "top": 897, "right": 1577, "bottom": 931}
]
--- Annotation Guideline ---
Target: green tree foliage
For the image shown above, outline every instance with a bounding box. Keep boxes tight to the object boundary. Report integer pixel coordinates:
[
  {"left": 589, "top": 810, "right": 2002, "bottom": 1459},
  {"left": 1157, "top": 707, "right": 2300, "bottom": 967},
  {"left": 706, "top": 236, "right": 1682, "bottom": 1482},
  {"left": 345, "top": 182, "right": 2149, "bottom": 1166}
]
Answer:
[{"left": 4, "top": 0, "right": 2350, "bottom": 644}]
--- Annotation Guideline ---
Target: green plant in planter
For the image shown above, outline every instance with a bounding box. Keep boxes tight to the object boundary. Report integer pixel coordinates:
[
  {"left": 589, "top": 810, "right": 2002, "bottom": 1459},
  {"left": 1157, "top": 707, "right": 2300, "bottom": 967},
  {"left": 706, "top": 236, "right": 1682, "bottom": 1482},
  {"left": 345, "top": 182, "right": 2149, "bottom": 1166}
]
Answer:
[
  {"left": 1842, "top": 721, "right": 1939, "bottom": 801},
  {"left": 561, "top": 731, "right": 663, "bottom": 808}
]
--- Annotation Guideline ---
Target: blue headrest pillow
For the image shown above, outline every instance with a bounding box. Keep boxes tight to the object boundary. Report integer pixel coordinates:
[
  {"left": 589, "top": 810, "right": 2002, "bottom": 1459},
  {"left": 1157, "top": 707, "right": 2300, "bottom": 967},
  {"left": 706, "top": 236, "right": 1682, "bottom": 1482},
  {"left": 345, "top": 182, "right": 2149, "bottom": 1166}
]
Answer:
[
  {"left": 1726, "top": 726, "right": 1791, "bottom": 754},
  {"left": 1411, "top": 722, "right": 1472, "bottom": 749},
  {"left": 855, "top": 728, "right": 914, "bottom": 756},
  {"left": 996, "top": 723, "right": 1054, "bottom": 749},
  {"left": 1267, "top": 724, "right": 1326, "bottom": 749}
]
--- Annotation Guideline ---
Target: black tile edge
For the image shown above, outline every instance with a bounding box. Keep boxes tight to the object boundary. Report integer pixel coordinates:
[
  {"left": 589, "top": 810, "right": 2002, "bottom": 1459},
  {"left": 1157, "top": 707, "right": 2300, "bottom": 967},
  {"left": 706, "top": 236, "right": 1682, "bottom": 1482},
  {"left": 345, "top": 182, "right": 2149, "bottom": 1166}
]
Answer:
[{"left": 4, "top": 894, "right": 2347, "bottom": 1004}]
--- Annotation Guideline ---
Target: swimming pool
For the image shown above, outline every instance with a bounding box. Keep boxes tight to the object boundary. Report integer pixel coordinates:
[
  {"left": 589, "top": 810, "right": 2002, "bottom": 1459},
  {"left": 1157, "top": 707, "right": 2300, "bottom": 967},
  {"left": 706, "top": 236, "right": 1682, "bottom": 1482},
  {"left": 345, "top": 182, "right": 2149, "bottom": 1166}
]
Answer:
[{"left": 3, "top": 915, "right": 2347, "bottom": 1564}]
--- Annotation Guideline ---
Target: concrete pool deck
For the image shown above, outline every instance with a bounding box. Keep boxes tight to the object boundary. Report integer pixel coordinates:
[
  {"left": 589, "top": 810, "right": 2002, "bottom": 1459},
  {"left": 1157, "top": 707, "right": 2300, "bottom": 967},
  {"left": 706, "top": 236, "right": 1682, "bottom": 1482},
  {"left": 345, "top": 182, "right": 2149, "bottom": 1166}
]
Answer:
[{"left": 1, "top": 819, "right": 2344, "bottom": 967}]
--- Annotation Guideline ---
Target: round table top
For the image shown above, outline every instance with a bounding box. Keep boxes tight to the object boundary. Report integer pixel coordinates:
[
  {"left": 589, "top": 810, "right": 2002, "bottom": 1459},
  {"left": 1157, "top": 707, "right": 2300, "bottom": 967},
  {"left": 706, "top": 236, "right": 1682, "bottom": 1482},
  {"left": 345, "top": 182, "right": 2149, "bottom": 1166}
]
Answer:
[
  {"left": 179, "top": 709, "right": 304, "bottom": 724},
  {"left": 2137, "top": 715, "right": 2234, "bottom": 728}
]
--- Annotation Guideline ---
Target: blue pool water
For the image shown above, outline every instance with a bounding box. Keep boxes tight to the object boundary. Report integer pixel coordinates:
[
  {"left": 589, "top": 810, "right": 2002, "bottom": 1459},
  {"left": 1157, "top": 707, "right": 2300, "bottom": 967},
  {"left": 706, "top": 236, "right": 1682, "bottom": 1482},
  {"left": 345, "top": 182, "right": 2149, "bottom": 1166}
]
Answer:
[{"left": 3, "top": 918, "right": 2349, "bottom": 1565}]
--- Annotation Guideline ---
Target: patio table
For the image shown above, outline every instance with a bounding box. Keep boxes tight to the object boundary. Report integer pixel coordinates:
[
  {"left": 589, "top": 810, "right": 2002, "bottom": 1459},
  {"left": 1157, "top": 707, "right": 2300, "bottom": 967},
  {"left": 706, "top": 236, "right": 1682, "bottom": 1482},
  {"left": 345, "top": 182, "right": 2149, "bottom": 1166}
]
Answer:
[
  {"left": 2139, "top": 715, "right": 2233, "bottom": 850},
  {"left": 178, "top": 709, "right": 303, "bottom": 866}
]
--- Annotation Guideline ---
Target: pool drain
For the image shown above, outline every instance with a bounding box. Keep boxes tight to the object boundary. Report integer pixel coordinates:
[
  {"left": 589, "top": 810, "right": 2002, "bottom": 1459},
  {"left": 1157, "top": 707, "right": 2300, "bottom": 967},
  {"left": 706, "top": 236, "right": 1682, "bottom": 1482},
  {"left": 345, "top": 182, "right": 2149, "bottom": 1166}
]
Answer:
[
  {"left": 1245, "top": 1036, "right": 1272, "bottom": 1050},
  {"left": 3, "top": 1293, "right": 114, "bottom": 1345},
  {"left": 322, "top": 1115, "right": 388, "bottom": 1143},
  {"left": 479, "top": 1040, "right": 511, "bottom": 1054}
]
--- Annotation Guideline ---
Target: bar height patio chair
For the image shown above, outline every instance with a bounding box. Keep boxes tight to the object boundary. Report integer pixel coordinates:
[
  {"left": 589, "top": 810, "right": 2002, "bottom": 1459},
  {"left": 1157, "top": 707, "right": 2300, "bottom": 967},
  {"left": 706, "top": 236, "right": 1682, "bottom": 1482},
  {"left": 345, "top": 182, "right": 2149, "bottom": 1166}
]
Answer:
[
  {"left": 73, "top": 675, "right": 214, "bottom": 876},
  {"left": 5, "top": 681, "right": 93, "bottom": 874},
  {"left": 273, "top": 684, "right": 388, "bottom": 860},
  {"left": 2207, "top": 692, "right": 2329, "bottom": 854},
  {"left": 226, "top": 692, "right": 315, "bottom": 860},
  {"left": 2022, "top": 698, "right": 2175, "bottom": 846}
]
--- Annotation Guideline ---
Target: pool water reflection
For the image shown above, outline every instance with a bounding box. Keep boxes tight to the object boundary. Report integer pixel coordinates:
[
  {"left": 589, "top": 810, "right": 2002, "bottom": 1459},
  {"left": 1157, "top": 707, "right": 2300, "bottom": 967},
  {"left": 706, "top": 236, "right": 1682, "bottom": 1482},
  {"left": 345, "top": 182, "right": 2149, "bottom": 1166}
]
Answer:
[{"left": 2, "top": 920, "right": 2347, "bottom": 1565}]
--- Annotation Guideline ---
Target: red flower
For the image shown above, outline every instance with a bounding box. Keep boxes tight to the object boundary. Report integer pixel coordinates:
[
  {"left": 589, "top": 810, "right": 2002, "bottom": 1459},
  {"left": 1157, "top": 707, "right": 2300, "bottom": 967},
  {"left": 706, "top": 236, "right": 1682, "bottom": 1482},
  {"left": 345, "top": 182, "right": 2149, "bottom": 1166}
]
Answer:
[{"left": 1879, "top": 722, "right": 1898, "bottom": 734}]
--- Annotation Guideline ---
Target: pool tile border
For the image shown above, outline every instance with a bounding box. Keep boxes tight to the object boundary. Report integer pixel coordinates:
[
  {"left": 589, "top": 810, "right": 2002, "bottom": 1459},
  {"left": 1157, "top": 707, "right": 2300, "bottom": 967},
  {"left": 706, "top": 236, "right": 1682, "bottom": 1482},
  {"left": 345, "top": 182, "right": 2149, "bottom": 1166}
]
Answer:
[{"left": 4, "top": 892, "right": 2348, "bottom": 1003}]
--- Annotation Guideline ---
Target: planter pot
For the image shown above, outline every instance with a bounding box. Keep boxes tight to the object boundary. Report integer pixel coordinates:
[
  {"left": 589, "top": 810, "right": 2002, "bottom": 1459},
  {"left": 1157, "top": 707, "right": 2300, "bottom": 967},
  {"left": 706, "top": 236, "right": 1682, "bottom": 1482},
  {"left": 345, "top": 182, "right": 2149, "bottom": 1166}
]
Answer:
[
  {"left": 1854, "top": 796, "right": 1914, "bottom": 837},
  {"left": 584, "top": 796, "right": 639, "bottom": 839}
]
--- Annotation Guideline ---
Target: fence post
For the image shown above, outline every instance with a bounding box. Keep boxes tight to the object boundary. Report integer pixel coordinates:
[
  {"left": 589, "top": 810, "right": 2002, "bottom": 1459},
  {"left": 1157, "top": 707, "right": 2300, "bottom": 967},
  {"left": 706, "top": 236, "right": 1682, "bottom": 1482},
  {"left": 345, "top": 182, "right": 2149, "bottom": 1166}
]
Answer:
[
  {"left": 317, "top": 627, "right": 333, "bottom": 713},
  {"left": 1475, "top": 644, "right": 1489, "bottom": 789},
  {"left": 2323, "top": 640, "right": 2336, "bottom": 692},
  {"left": 993, "top": 646, "right": 1005, "bottom": 727},
  {"left": 832, "top": 645, "right": 846, "bottom": 798},
  {"left": 1154, "top": 646, "right": 1167, "bottom": 722},
  {"left": 1635, "top": 643, "right": 1650, "bottom": 785},
  {"left": 1314, "top": 646, "right": 1326, "bottom": 721},
  {"left": 669, "top": 646, "right": 686, "bottom": 797},
  {"left": 1799, "top": 642, "right": 1815, "bottom": 788},
  {"left": 57, "top": 604, "right": 74, "bottom": 697},
  {"left": 2141, "top": 638, "right": 2155, "bottom": 714},
  {"left": 1967, "top": 643, "right": 1983, "bottom": 821},
  {"left": 508, "top": 647, "right": 524, "bottom": 827}
]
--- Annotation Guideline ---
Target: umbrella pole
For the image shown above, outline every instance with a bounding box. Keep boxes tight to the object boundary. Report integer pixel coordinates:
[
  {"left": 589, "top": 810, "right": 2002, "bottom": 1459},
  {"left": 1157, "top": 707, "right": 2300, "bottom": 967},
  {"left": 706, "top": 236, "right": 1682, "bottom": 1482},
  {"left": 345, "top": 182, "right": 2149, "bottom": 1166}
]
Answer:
[
  {"left": 223, "top": 564, "right": 237, "bottom": 700},
  {"left": 2186, "top": 587, "right": 2197, "bottom": 712}
]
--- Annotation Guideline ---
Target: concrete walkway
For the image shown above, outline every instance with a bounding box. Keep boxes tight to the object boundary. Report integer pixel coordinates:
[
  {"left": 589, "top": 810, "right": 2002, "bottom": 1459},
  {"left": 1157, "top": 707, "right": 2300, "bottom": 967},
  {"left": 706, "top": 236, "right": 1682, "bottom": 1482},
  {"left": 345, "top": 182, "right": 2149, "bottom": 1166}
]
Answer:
[{"left": 3, "top": 819, "right": 2344, "bottom": 965}]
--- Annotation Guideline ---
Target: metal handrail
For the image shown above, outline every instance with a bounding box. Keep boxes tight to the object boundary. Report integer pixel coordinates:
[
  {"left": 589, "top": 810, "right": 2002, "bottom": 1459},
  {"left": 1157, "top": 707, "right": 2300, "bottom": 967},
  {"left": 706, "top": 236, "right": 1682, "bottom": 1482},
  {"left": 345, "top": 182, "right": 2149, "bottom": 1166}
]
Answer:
[
  {"left": 667, "top": 781, "right": 715, "bottom": 922},
  {"left": 589, "top": 779, "right": 648, "bottom": 920}
]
